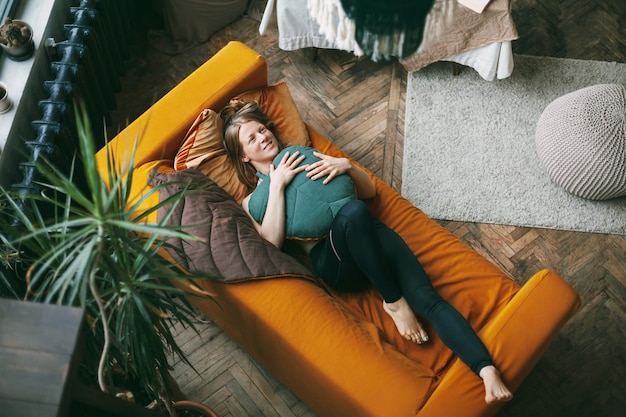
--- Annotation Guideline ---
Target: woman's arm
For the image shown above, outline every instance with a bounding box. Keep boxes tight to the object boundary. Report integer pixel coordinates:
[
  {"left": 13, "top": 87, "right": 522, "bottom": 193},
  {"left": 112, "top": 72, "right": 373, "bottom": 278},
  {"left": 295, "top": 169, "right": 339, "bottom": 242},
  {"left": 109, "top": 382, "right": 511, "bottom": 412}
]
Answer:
[
  {"left": 242, "top": 150, "right": 307, "bottom": 248},
  {"left": 307, "top": 152, "right": 377, "bottom": 200}
]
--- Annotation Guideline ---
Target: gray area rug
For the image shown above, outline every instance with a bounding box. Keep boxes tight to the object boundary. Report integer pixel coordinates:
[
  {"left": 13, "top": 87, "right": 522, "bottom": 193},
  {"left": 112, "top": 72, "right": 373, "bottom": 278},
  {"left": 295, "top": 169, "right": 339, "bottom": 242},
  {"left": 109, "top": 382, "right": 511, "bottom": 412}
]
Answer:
[{"left": 402, "top": 55, "right": 626, "bottom": 235}]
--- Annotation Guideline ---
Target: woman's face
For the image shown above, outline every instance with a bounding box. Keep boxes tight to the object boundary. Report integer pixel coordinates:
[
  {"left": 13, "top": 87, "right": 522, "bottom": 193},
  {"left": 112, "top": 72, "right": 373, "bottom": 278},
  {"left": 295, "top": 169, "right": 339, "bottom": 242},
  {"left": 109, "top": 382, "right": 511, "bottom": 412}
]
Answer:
[{"left": 239, "top": 120, "right": 280, "bottom": 164}]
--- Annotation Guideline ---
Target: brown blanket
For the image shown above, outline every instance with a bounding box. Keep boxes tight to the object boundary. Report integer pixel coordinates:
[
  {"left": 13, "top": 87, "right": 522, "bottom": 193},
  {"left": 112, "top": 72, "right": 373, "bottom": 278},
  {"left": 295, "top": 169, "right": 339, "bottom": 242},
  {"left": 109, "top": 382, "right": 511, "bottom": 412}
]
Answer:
[
  {"left": 149, "top": 168, "right": 316, "bottom": 283},
  {"left": 400, "top": 0, "right": 518, "bottom": 72}
]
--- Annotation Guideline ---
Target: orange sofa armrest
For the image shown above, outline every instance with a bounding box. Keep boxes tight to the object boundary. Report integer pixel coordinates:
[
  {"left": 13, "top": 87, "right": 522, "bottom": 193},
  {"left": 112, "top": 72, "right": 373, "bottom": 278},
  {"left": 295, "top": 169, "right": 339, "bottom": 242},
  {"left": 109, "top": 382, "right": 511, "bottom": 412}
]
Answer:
[
  {"left": 416, "top": 269, "right": 580, "bottom": 417},
  {"left": 96, "top": 41, "right": 268, "bottom": 179}
]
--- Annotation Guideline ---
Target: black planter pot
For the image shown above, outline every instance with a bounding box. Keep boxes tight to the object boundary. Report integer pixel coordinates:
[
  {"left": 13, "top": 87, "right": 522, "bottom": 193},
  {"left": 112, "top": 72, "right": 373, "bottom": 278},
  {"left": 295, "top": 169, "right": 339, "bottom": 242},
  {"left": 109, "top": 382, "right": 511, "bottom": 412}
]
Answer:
[{"left": 0, "top": 19, "right": 35, "bottom": 61}]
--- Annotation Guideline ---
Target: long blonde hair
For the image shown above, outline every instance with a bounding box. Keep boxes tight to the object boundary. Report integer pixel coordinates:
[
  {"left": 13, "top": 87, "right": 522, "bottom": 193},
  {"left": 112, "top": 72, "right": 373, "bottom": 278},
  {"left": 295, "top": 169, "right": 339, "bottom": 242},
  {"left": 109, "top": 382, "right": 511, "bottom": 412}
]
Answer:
[{"left": 220, "top": 101, "right": 284, "bottom": 192}]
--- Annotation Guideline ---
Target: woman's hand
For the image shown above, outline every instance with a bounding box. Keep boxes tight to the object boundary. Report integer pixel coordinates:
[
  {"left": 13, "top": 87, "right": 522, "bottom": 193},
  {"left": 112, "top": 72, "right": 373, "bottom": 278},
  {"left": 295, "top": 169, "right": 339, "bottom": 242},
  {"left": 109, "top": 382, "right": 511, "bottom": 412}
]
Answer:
[
  {"left": 306, "top": 152, "right": 351, "bottom": 184},
  {"left": 307, "top": 151, "right": 377, "bottom": 199},
  {"left": 249, "top": 150, "right": 307, "bottom": 249},
  {"left": 269, "top": 150, "right": 307, "bottom": 189}
]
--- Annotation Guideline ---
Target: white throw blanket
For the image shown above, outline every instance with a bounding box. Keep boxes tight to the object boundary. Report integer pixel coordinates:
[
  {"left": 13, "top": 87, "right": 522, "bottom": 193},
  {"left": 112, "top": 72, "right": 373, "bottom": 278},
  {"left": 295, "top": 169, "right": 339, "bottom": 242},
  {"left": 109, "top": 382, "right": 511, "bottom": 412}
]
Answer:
[
  {"left": 305, "top": 0, "right": 458, "bottom": 60},
  {"left": 306, "top": 0, "right": 363, "bottom": 56}
]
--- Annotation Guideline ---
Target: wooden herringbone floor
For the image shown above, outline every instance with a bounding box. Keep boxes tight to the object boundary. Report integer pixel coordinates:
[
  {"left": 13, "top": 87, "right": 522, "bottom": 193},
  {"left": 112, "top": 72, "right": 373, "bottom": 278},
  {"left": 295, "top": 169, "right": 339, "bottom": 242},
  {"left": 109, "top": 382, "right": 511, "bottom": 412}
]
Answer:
[{"left": 109, "top": 2, "right": 626, "bottom": 416}]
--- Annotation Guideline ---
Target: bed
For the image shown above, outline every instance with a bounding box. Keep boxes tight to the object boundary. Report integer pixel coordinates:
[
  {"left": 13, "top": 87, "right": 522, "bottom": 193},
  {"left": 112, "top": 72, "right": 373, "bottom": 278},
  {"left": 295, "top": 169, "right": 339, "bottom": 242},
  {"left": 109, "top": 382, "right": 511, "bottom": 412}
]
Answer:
[{"left": 261, "top": 0, "right": 519, "bottom": 80}]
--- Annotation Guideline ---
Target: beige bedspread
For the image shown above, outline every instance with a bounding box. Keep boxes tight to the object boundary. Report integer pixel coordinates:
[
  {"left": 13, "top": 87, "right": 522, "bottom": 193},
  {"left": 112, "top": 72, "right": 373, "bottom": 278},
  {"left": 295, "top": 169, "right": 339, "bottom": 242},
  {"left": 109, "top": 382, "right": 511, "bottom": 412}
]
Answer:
[{"left": 400, "top": 0, "right": 518, "bottom": 72}]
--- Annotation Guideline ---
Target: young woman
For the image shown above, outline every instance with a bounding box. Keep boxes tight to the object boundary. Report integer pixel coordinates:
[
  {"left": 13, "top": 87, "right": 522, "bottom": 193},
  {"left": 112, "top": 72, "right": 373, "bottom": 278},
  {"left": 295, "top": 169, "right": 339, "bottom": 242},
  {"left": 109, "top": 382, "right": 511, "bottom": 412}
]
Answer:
[{"left": 220, "top": 101, "right": 513, "bottom": 404}]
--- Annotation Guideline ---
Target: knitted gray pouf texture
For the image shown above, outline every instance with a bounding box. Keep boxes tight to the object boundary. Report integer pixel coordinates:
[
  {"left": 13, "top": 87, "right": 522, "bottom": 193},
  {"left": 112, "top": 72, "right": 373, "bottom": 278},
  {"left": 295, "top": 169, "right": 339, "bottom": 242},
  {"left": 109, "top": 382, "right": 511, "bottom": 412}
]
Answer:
[{"left": 535, "top": 83, "right": 626, "bottom": 200}]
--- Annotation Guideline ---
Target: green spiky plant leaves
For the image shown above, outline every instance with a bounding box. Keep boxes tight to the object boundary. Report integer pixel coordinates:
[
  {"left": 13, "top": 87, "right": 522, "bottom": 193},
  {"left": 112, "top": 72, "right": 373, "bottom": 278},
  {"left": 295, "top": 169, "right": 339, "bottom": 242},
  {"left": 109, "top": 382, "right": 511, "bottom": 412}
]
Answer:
[{"left": 0, "top": 102, "right": 213, "bottom": 413}]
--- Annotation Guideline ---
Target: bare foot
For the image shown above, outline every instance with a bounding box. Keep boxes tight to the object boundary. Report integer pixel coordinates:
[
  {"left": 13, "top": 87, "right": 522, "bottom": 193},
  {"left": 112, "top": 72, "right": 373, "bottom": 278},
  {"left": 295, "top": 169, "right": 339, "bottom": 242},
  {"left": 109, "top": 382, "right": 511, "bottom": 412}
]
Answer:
[
  {"left": 383, "top": 297, "right": 429, "bottom": 344},
  {"left": 479, "top": 366, "right": 513, "bottom": 404}
]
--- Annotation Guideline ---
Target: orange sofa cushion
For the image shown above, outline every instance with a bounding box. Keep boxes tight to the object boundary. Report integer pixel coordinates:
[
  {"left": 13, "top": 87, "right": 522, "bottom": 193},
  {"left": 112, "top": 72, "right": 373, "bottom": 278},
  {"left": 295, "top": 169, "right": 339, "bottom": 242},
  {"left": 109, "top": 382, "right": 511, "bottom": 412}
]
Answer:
[{"left": 173, "top": 82, "right": 311, "bottom": 202}]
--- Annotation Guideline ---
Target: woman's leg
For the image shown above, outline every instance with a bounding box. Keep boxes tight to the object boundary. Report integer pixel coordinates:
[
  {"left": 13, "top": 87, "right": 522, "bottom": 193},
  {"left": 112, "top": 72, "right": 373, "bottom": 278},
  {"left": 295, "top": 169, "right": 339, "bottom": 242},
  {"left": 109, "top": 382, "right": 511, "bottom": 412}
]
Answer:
[
  {"left": 311, "top": 200, "right": 512, "bottom": 403},
  {"left": 373, "top": 219, "right": 512, "bottom": 403},
  {"left": 311, "top": 200, "right": 428, "bottom": 342},
  {"left": 311, "top": 200, "right": 399, "bottom": 298},
  {"left": 373, "top": 220, "right": 493, "bottom": 373}
]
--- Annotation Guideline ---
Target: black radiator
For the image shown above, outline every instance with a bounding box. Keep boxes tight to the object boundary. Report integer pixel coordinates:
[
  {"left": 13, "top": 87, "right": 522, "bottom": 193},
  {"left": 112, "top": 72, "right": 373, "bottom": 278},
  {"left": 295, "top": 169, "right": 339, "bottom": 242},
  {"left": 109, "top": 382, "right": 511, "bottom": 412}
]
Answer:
[{"left": 10, "top": 0, "right": 137, "bottom": 198}]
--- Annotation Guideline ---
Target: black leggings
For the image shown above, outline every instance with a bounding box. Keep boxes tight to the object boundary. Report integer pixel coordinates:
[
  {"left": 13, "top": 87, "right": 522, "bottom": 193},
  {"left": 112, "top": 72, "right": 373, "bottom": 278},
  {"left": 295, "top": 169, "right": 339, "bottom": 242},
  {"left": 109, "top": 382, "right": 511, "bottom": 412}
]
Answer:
[{"left": 310, "top": 200, "right": 494, "bottom": 376}]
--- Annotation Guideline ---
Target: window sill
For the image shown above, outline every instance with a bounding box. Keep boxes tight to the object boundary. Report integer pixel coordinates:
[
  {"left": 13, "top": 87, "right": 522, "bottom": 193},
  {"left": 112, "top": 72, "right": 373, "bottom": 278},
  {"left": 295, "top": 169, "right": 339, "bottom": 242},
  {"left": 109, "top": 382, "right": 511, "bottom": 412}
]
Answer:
[{"left": 0, "top": 0, "right": 54, "bottom": 152}]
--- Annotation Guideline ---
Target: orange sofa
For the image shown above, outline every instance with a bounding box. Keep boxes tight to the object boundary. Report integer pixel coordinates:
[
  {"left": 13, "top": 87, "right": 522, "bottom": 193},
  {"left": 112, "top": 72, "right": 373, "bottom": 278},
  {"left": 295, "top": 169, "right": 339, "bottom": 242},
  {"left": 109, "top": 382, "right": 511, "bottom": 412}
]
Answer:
[{"left": 96, "top": 41, "right": 581, "bottom": 417}]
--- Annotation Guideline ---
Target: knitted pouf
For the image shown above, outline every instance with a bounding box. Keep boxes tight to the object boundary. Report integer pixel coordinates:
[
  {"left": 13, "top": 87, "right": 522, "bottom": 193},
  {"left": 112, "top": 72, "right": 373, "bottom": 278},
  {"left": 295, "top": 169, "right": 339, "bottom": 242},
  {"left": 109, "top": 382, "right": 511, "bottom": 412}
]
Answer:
[{"left": 535, "top": 83, "right": 626, "bottom": 200}]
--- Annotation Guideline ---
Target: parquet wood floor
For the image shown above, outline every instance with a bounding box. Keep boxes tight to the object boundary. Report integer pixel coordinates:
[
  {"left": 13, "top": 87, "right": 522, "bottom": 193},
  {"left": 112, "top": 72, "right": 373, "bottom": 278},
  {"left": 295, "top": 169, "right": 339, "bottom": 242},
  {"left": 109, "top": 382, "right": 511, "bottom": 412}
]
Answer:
[{"left": 110, "top": 2, "right": 626, "bottom": 416}]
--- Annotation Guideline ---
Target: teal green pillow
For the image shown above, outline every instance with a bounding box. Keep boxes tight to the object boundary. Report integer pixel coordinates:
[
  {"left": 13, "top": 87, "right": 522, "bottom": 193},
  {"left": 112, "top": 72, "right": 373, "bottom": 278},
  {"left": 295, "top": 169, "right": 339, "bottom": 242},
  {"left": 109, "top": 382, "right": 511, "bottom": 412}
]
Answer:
[{"left": 248, "top": 146, "right": 356, "bottom": 240}]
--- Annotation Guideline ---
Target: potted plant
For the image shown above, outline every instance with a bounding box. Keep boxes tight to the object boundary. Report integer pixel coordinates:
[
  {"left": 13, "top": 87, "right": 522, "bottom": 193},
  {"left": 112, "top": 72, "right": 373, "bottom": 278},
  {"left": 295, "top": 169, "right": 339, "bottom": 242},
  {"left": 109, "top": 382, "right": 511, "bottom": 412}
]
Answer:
[
  {"left": 0, "top": 17, "right": 35, "bottom": 61},
  {"left": 0, "top": 81, "right": 11, "bottom": 113},
  {"left": 0, "top": 102, "right": 218, "bottom": 417}
]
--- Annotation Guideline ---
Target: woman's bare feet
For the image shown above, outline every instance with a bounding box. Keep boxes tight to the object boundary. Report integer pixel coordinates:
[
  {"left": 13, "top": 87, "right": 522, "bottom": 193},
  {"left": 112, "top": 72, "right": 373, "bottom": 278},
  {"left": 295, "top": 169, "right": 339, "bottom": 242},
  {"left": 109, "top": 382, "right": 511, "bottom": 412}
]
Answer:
[
  {"left": 479, "top": 366, "right": 513, "bottom": 404},
  {"left": 383, "top": 297, "right": 429, "bottom": 344}
]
